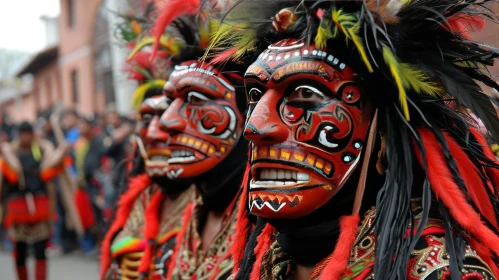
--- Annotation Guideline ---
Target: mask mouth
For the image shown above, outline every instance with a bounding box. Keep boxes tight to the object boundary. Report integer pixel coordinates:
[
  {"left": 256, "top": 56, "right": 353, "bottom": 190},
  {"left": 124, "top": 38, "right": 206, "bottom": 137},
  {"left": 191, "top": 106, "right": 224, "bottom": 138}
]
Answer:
[
  {"left": 167, "top": 148, "right": 196, "bottom": 164},
  {"left": 250, "top": 145, "right": 334, "bottom": 181},
  {"left": 145, "top": 144, "right": 171, "bottom": 176},
  {"left": 250, "top": 166, "right": 310, "bottom": 189},
  {"left": 166, "top": 145, "right": 206, "bottom": 165}
]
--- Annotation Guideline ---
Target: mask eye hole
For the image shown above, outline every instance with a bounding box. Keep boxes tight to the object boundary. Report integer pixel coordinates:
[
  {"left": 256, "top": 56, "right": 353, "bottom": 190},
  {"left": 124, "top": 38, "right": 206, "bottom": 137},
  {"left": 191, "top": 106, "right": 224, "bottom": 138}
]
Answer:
[
  {"left": 187, "top": 92, "right": 209, "bottom": 106},
  {"left": 248, "top": 88, "right": 263, "bottom": 103},
  {"left": 288, "top": 85, "right": 326, "bottom": 102}
]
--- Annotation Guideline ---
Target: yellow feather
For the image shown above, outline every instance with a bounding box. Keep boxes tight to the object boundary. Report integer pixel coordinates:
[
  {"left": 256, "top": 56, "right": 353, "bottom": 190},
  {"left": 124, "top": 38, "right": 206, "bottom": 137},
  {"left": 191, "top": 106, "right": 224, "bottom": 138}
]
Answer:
[
  {"left": 127, "top": 36, "right": 182, "bottom": 61},
  {"left": 315, "top": 19, "right": 333, "bottom": 49},
  {"left": 203, "top": 21, "right": 256, "bottom": 62},
  {"left": 330, "top": 8, "right": 374, "bottom": 72},
  {"left": 399, "top": 64, "right": 442, "bottom": 97},
  {"left": 131, "top": 79, "right": 166, "bottom": 110},
  {"left": 383, "top": 47, "right": 410, "bottom": 120}
]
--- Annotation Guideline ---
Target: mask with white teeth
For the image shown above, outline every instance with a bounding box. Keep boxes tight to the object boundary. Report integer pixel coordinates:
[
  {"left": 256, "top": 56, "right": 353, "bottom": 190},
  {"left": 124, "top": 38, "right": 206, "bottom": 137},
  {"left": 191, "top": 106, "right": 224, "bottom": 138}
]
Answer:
[{"left": 244, "top": 39, "right": 373, "bottom": 219}]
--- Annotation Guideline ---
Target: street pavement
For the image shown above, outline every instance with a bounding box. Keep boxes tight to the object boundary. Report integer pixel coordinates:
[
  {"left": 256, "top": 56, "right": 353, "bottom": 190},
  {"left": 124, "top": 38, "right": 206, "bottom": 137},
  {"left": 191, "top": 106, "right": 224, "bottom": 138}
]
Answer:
[{"left": 0, "top": 250, "right": 99, "bottom": 279}]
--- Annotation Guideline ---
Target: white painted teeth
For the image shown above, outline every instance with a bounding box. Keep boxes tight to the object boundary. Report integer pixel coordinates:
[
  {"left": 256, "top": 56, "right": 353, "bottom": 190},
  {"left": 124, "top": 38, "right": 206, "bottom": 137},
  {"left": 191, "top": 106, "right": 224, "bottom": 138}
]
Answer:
[
  {"left": 251, "top": 180, "right": 299, "bottom": 186},
  {"left": 259, "top": 168, "right": 309, "bottom": 181},
  {"left": 171, "top": 150, "right": 194, "bottom": 157},
  {"left": 168, "top": 156, "right": 195, "bottom": 164},
  {"left": 252, "top": 168, "right": 310, "bottom": 187},
  {"left": 168, "top": 150, "right": 195, "bottom": 163}
]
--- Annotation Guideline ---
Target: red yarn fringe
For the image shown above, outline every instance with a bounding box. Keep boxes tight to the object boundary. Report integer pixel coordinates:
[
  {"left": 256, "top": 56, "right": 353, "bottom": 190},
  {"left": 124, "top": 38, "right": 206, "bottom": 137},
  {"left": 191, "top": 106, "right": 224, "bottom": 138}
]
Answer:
[
  {"left": 318, "top": 215, "right": 360, "bottom": 280},
  {"left": 443, "top": 132, "right": 498, "bottom": 229},
  {"left": 151, "top": 0, "right": 200, "bottom": 59},
  {"left": 138, "top": 190, "right": 166, "bottom": 278},
  {"left": 100, "top": 174, "right": 151, "bottom": 280},
  {"left": 232, "top": 161, "right": 251, "bottom": 273},
  {"left": 166, "top": 202, "right": 195, "bottom": 280},
  {"left": 417, "top": 128, "right": 499, "bottom": 257},
  {"left": 249, "top": 224, "right": 275, "bottom": 280}
]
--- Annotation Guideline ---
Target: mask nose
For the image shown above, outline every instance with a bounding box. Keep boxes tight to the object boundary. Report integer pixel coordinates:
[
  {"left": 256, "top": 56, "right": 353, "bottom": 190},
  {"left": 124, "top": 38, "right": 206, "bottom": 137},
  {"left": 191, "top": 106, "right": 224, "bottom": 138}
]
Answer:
[
  {"left": 243, "top": 90, "right": 289, "bottom": 145},
  {"left": 146, "top": 116, "right": 170, "bottom": 142},
  {"left": 159, "top": 99, "right": 187, "bottom": 135}
]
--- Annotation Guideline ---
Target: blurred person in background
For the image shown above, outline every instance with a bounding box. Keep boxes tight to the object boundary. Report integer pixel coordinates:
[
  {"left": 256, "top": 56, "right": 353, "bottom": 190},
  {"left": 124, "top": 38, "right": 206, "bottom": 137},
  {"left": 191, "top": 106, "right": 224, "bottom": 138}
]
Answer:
[
  {"left": 0, "top": 112, "right": 14, "bottom": 142},
  {"left": 62, "top": 109, "right": 80, "bottom": 146},
  {"left": 36, "top": 114, "right": 78, "bottom": 255},
  {"left": 0, "top": 121, "right": 69, "bottom": 280},
  {"left": 73, "top": 115, "right": 132, "bottom": 254}
]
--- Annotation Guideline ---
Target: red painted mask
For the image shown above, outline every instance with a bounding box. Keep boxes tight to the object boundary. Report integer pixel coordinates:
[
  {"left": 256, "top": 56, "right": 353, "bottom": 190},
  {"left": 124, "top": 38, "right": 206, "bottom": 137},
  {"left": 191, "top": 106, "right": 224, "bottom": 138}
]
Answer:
[
  {"left": 138, "top": 95, "right": 171, "bottom": 177},
  {"left": 244, "top": 39, "right": 373, "bottom": 219},
  {"left": 159, "top": 61, "right": 244, "bottom": 179}
]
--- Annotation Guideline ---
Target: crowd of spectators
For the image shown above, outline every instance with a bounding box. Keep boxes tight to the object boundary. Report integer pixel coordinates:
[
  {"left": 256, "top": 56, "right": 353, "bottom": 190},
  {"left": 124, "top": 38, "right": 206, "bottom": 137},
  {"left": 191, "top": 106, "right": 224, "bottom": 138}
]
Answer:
[{"left": 0, "top": 106, "right": 134, "bottom": 256}]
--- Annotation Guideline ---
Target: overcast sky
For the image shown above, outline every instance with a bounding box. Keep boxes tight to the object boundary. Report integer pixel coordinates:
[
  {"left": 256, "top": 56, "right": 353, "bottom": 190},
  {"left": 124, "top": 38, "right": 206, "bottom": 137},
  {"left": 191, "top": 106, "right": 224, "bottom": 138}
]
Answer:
[{"left": 0, "top": 0, "right": 60, "bottom": 53}]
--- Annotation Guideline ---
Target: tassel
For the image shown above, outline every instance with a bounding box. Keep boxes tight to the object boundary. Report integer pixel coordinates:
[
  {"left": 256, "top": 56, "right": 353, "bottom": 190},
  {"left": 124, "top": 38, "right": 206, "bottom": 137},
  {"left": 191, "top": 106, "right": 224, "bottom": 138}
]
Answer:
[
  {"left": 138, "top": 191, "right": 166, "bottom": 278},
  {"left": 166, "top": 202, "right": 195, "bottom": 280},
  {"left": 443, "top": 132, "right": 498, "bottom": 229},
  {"left": 100, "top": 174, "right": 151, "bottom": 280},
  {"left": 249, "top": 224, "right": 275, "bottom": 280},
  {"left": 318, "top": 215, "right": 361, "bottom": 280},
  {"left": 417, "top": 128, "right": 499, "bottom": 256},
  {"left": 232, "top": 161, "right": 251, "bottom": 273},
  {"left": 151, "top": 0, "right": 200, "bottom": 59}
]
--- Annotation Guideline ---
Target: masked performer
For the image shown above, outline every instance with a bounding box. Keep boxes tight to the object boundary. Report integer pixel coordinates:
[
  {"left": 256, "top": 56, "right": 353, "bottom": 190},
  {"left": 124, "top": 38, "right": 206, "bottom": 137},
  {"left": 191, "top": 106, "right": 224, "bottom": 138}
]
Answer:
[
  {"left": 135, "top": 1, "right": 251, "bottom": 279},
  {"left": 206, "top": 0, "right": 499, "bottom": 279},
  {"left": 100, "top": 4, "right": 195, "bottom": 279},
  {"left": 1, "top": 121, "right": 70, "bottom": 280}
]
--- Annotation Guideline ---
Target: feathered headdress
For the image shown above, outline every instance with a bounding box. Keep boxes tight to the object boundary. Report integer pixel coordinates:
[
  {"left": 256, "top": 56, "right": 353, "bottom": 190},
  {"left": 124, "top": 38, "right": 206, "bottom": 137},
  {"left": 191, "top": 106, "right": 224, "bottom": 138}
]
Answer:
[
  {"left": 209, "top": 0, "right": 499, "bottom": 279},
  {"left": 116, "top": 1, "right": 184, "bottom": 109}
]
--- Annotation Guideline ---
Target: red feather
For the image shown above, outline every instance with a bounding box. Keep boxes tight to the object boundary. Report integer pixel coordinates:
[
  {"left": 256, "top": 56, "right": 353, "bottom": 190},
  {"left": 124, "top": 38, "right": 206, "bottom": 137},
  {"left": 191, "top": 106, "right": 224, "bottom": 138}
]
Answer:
[
  {"left": 210, "top": 48, "right": 238, "bottom": 65},
  {"left": 137, "top": 190, "right": 165, "bottom": 277},
  {"left": 446, "top": 14, "right": 485, "bottom": 39},
  {"left": 468, "top": 238, "right": 499, "bottom": 277},
  {"left": 470, "top": 128, "right": 499, "bottom": 194},
  {"left": 232, "top": 161, "right": 251, "bottom": 273},
  {"left": 100, "top": 174, "right": 151, "bottom": 280},
  {"left": 249, "top": 224, "right": 275, "bottom": 280},
  {"left": 151, "top": 0, "right": 201, "bottom": 59},
  {"left": 166, "top": 202, "right": 195, "bottom": 280},
  {"left": 443, "top": 132, "right": 498, "bottom": 229},
  {"left": 417, "top": 128, "right": 499, "bottom": 256},
  {"left": 318, "top": 215, "right": 360, "bottom": 280}
]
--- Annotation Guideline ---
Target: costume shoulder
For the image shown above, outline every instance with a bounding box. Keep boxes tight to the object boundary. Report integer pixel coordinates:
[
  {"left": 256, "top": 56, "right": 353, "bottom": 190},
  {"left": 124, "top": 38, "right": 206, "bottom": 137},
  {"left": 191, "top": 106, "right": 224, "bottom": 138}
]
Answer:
[{"left": 408, "top": 235, "right": 496, "bottom": 280}]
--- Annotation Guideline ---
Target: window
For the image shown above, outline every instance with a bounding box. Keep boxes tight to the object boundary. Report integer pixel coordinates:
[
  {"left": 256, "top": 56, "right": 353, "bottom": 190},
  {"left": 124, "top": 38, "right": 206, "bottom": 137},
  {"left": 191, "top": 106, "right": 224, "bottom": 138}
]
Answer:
[
  {"left": 71, "top": 70, "right": 79, "bottom": 104},
  {"left": 67, "top": 0, "right": 75, "bottom": 28}
]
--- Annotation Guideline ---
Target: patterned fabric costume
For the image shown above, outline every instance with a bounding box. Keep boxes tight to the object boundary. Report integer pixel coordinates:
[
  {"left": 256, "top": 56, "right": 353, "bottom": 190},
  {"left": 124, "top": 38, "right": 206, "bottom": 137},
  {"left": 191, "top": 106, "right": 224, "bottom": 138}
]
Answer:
[
  {"left": 205, "top": 0, "right": 499, "bottom": 279},
  {"left": 100, "top": 3, "right": 194, "bottom": 279},
  {"left": 136, "top": 0, "right": 252, "bottom": 279},
  {"left": 1, "top": 123, "right": 70, "bottom": 280}
]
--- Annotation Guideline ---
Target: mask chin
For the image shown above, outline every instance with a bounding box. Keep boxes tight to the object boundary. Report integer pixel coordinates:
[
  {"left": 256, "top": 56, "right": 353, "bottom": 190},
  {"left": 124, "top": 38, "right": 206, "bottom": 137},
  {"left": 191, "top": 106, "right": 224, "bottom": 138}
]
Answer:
[{"left": 152, "top": 176, "right": 193, "bottom": 195}]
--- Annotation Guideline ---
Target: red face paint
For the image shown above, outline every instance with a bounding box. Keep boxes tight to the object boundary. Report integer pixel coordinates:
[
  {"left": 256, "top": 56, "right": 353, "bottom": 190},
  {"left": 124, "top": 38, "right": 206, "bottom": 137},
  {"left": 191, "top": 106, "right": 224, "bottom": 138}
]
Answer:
[
  {"left": 244, "top": 39, "right": 372, "bottom": 219},
  {"left": 159, "top": 61, "right": 244, "bottom": 180}
]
